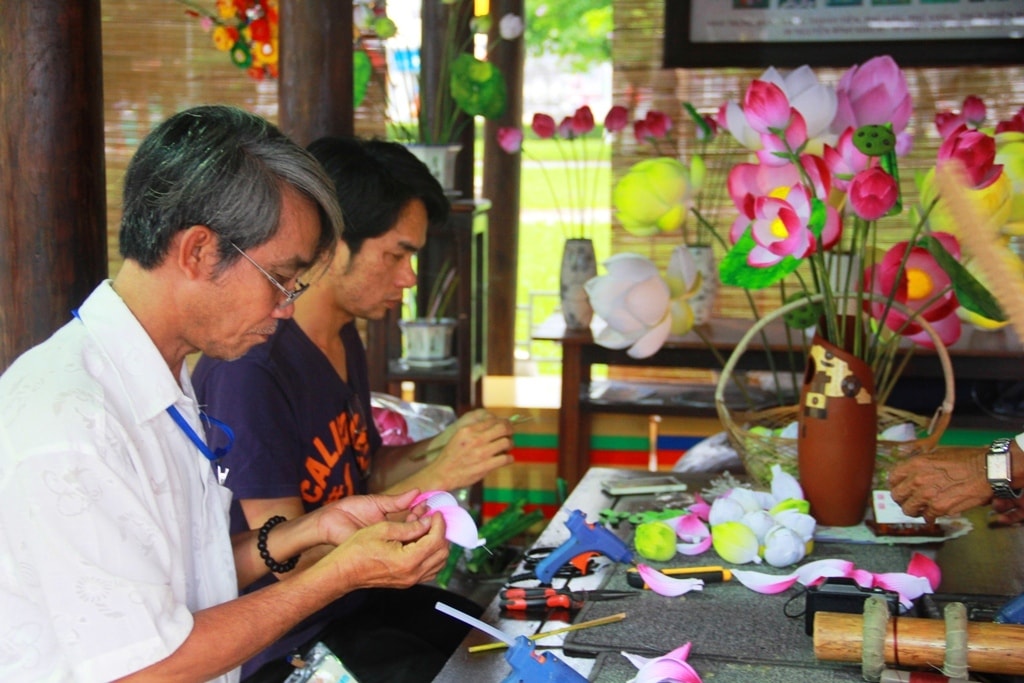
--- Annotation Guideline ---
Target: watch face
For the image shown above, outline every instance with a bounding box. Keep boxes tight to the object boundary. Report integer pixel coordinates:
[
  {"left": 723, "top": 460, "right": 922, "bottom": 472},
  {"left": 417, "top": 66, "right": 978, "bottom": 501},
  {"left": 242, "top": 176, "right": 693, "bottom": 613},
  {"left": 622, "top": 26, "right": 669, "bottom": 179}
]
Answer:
[{"left": 989, "top": 453, "right": 1010, "bottom": 480}]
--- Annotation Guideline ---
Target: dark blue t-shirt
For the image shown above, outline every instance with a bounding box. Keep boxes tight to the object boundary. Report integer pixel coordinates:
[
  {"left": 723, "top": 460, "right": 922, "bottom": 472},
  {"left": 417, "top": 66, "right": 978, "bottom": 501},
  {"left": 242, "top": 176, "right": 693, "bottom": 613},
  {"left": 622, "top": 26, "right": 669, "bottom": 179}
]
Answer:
[{"left": 192, "top": 318, "right": 384, "bottom": 676}]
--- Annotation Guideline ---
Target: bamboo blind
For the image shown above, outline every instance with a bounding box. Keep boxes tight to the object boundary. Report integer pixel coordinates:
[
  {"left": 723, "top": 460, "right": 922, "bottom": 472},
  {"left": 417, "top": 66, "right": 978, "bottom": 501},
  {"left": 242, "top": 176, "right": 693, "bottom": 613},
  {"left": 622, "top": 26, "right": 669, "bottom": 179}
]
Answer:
[
  {"left": 611, "top": 0, "right": 1024, "bottom": 321},
  {"left": 101, "top": 0, "right": 386, "bottom": 278}
]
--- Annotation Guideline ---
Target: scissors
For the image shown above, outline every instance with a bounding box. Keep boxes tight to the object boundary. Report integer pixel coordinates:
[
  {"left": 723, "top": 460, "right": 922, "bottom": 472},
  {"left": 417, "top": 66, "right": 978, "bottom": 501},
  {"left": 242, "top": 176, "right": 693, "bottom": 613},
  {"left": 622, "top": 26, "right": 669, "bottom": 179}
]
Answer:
[{"left": 499, "top": 587, "right": 636, "bottom": 611}]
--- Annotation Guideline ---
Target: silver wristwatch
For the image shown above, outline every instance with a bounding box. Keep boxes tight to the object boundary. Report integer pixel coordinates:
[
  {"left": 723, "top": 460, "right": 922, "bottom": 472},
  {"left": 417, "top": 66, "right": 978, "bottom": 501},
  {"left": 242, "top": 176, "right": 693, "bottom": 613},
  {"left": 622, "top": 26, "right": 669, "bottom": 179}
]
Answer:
[{"left": 987, "top": 438, "right": 1022, "bottom": 499}]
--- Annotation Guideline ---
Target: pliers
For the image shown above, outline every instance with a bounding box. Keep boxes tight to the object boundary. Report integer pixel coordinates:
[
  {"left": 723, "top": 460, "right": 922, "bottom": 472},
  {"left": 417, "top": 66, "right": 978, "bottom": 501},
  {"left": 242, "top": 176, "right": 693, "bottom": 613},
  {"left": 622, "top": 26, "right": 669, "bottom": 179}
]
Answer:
[{"left": 498, "top": 587, "right": 636, "bottom": 611}]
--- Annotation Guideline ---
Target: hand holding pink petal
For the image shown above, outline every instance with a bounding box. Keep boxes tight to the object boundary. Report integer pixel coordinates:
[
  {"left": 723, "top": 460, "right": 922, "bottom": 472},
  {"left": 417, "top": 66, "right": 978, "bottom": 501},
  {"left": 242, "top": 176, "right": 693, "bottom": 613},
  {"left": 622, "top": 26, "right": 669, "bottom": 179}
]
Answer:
[{"left": 411, "top": 490, "right": 486, "bottom": 549}]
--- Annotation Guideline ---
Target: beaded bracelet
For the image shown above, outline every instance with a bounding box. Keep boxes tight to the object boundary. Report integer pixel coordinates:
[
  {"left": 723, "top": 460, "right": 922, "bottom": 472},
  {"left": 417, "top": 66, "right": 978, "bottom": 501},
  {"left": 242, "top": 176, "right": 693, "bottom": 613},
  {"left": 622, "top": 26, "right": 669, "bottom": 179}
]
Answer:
[{"left": 257, "top": 515, "right": 300, "bottom": 573}]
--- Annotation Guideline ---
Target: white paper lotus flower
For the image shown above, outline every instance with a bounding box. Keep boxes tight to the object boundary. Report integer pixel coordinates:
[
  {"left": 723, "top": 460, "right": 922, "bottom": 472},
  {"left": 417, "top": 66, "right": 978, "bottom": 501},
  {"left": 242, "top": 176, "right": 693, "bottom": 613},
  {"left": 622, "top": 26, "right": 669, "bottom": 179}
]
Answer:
[
  {"left": 585, "top": 253, "right": 673, "bottom": 359},
  {"left": 769, "top": 464, "right": 804, "bottom": 503},
  {"left": 762, "top": 525, "right": 807, "bottom": 567},
  {"left": 723, "top": 64, "right": 838, "bottom": 151},
  {"left": 879, "top": 422, "right": 916, "bottom": 441},
  {"left": 741, "top": 510, "right": 776, "bottom": 543},
  {"left": 772, "top": 509, "right": 817, "bottom": 542},
  {"left": 707, "top": 496, "right": 745, "bottom": 526}
]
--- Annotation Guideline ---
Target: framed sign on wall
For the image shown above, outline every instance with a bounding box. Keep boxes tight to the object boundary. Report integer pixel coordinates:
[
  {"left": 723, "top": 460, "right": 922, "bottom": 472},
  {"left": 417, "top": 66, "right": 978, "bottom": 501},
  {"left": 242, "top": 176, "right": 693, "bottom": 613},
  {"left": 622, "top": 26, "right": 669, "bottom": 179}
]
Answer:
[{"left": 664, "top": 0, "right": 1024, "bottom": 68}]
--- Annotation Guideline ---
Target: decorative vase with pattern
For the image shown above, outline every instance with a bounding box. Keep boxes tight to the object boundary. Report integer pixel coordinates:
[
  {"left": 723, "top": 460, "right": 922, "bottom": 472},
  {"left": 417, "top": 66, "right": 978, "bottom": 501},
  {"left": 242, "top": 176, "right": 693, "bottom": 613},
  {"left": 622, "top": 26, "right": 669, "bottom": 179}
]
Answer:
[
  {"left": 797, "top": 331, "right": 877, "bottom": 527},
  {"left": 560, "top": 238, "right": 597, "bottom": 331},
  {"left": 405, "top": 144, "right": 461, "bottom": 194},
  {"left": 686, "top": 244, "right": 718, "bottom": 325}
]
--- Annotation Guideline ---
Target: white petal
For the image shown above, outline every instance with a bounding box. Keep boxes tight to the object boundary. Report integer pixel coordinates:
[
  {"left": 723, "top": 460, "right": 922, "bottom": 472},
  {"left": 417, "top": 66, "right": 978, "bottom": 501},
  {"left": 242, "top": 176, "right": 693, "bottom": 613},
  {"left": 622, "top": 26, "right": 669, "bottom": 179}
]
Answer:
[
  {"left": 627, "top": 315, "right": 673, "bottom": 359},
  {"left": 623, "top": 277, "right": 671, "bottom": 326},
  {"left": 593, "top": 326, "right": 640, "bottom": 350},
  {"left": 604, "top": 253, "right": 660, "bottom": 281},
  {"left": 637, "top": 564, "right": 705, "bottom": 597},
  {"left": 770, "top": 464, "right": 804, "bottom": 502}
]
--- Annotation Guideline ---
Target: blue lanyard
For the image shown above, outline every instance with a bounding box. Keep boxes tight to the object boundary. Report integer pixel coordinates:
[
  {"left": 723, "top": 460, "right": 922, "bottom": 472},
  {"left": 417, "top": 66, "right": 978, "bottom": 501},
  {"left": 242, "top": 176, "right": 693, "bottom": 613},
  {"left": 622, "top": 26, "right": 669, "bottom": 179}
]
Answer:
[
  {"left": 166, "top": 405, "right": 235, "bottom": 463},
  {"left": 72, "top": 308, "right": 235, "bottom": 464}
]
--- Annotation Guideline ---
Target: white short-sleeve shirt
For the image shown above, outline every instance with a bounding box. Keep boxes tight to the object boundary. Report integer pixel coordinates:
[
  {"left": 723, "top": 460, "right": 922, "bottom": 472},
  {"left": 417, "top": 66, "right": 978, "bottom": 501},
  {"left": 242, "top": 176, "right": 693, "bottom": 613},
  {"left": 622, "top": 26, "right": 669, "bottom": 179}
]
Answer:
[{"left": 0, "top": 281, "right": 239, "bottom": 683}]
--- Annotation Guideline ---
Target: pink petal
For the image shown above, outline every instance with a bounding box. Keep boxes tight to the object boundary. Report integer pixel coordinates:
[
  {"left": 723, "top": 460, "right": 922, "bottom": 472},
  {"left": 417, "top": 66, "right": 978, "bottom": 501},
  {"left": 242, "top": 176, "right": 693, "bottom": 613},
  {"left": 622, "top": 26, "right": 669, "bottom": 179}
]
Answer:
[
  {"left": 411, "top": 490, "right": 485, "bottom": 548},
  {"left": 632, "top": 656, "right": 703, "bottom": 683},
  {"left": 731, "top": 569, "right": 799, "bottom": 594},
  {"left": 850, "top": 568, "right": 876, "bottom": 588},
  {"left": 674, "top": 514, "right": 712, "bottom": 556},
  {"left": 794, "top": 559, "right": 854, "bottom": 586},
  {"left": 907, "top": 552, "right": 942, "bottom": 591},
  {"left": 872, "top": 572, "right": 933, "bottom": 609},
  {"left": 689, "top": 495, "right": 711, "bottom": 522},
  {"left": 637, "top": 564, "right": 705, "bottom": 597}
]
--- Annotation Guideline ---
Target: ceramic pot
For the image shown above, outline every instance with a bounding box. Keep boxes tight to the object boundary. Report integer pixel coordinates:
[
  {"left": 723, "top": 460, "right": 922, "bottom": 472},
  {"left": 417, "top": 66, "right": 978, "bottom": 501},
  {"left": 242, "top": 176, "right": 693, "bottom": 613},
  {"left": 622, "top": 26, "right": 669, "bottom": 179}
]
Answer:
[
  {"left": 405, "top": 144, "right": 461, "bottom": 193},
  {"left": 686, "top": 244, "right": 718, "bottom": 325},
  {"left": 797, "top": 330, "right": 877, "bottom": 527},
  {"left": 560, "top": 238, "right": 597, "bottom": 331},
  {"left": 399, "top": 318, "right": 456, "bottom": 365}
]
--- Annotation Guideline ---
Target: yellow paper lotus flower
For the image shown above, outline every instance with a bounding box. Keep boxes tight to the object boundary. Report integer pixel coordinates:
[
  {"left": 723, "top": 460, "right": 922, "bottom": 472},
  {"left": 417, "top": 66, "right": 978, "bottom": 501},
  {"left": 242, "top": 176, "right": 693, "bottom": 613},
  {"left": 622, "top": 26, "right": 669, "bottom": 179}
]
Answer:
[
  {"left": 916, "top": 166, "right": 1013, "bottom": 235},
  {"left": 613, "top": 157, "right": 701, "bottom": 236},
  {"left": 711, "top": 521, "right": 762, "bottom": 565}
]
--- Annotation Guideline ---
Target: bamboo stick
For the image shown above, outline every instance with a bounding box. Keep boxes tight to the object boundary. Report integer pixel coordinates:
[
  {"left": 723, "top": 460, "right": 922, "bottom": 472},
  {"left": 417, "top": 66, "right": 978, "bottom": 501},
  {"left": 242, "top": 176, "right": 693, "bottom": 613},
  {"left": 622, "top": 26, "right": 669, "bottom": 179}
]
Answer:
[{"left": 467, "top": 612, "right": 627, "bottom": 653}]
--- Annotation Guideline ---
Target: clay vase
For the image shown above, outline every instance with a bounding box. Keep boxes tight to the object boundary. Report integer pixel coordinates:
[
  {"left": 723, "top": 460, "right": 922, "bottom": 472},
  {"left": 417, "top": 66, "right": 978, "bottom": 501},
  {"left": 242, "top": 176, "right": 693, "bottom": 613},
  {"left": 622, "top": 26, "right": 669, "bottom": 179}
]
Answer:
[
  {"left": 560, "top": 238, "right": 597, "bottom": 331},
  {"left": 797, "top": 332, "right": 877, "bottom": 526}
]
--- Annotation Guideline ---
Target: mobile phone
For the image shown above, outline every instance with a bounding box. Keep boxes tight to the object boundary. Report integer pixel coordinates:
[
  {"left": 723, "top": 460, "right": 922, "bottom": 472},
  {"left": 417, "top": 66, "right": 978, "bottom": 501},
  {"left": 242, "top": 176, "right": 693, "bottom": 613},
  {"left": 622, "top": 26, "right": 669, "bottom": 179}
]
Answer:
[{"left": 601, "top": 476, "right": 689, "bottom": 496}]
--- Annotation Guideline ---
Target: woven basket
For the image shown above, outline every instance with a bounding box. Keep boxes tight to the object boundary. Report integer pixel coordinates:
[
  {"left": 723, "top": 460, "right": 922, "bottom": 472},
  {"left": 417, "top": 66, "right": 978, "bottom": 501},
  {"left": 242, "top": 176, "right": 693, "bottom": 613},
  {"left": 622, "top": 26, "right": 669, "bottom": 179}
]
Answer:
[{"left": 714, "top": 294, "right": 955, "bottom": 488}]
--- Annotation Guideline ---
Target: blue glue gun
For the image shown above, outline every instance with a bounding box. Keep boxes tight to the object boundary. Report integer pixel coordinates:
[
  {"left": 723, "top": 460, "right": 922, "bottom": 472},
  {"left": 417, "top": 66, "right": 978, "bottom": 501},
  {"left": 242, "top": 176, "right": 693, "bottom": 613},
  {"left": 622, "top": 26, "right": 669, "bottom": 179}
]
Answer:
[
  {"left": 995, "top": 592, "right": 1024, "bottom": 624},
  {"left": 534, "top": 509, "right": 633, "bottom": 584},
  {"left": 502, "top": 635, "right": 589, "bottom": 683}
]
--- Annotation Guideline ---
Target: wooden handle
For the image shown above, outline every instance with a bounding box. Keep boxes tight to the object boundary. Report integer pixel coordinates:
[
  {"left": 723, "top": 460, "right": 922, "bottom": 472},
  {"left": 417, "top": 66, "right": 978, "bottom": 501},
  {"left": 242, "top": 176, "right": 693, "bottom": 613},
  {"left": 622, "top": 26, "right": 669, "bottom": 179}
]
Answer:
[{"left": 814, "top": 611, "right": 1024, "bottom": 675}]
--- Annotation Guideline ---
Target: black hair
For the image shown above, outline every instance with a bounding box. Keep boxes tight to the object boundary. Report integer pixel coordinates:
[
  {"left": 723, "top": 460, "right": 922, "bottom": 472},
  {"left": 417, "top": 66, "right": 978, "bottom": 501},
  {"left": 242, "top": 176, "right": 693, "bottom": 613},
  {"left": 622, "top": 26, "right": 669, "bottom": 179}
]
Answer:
[{"left": 305, "top": 136, "right": 450, "bottom": 256}]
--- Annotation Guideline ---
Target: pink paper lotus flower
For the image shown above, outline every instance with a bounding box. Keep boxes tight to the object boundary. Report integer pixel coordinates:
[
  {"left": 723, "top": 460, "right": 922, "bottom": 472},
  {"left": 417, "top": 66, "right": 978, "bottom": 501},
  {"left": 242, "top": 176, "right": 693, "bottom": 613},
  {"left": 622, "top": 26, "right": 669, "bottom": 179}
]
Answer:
[
  {"left": 935, "top": 94, "right": 987, "bottom": 138},
  {"left": 864, "top": 232, "right": 962, "bottom": 348},
  {"left": 831, "top": 55, "right": 913, "bottom": 154},
  {"left": 938, "top": 124, "right": 1003, "bottom": 190},
  {"left": 622, "top": 642, "right": 703, "bottom": 683},
  {"left": 823, "top": 127, "right": 873, "bottom": 192},
  {"left": 411, "top": 490, "right": 486, "bottom": 549}
]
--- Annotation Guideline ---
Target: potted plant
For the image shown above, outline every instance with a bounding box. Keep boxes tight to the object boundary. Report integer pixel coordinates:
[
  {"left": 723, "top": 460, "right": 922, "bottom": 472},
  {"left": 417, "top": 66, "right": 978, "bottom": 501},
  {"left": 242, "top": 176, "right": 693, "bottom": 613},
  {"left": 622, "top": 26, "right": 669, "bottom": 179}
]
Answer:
[
  {"left": 399, "top": 260, "right": 459, "bottom": 367},
  {"left": 376, "top": 2, "right": 523, "bottom": 191}
]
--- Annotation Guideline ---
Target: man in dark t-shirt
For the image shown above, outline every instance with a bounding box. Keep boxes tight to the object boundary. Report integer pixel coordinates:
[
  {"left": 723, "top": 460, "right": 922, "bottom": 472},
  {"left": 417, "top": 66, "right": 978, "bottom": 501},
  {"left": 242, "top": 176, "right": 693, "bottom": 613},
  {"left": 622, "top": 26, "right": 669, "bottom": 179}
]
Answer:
[{"left": 193, "top": 138, "right": 515, "bottom": 683}]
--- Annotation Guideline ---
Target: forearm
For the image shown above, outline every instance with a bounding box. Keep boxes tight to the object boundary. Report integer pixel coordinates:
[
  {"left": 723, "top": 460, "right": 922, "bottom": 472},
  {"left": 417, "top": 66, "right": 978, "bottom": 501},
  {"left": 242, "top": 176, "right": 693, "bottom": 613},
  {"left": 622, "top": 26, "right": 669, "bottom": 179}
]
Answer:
[
  {"left": 369, "top": 442, "right": 430, "bottom": 493},
  {"left": 232, "top": 511, "right": 324, "bottom": 589},
  {"left": 114, "top": 560, "right": 350, "bottom": 682}
]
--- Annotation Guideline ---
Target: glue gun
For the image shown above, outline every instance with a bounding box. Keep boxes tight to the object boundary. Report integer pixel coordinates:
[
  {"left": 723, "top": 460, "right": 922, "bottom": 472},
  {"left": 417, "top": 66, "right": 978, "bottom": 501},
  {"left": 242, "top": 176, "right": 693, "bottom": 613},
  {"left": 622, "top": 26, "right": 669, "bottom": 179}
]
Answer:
[
  {"left": 534, "top": 509, "right": 633, "bottom": 584},
  {"left": 501, "top": 635, "right": 589, "bottom": 683}
]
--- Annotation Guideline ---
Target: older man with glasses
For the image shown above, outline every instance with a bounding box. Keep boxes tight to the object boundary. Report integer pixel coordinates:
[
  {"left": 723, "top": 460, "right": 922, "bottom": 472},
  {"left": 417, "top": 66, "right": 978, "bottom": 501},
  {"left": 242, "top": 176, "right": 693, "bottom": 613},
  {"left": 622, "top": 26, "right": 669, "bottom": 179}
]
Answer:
[{"left": 0, "top": 106, "right": 451, "bottom": 683}]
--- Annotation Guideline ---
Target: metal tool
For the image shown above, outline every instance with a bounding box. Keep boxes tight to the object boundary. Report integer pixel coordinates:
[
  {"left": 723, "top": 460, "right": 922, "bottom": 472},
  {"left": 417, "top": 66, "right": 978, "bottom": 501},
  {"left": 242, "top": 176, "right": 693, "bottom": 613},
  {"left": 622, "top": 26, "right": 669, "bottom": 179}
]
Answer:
[{"left": 499, "top": 587, "right": 636, "bottom": 611}]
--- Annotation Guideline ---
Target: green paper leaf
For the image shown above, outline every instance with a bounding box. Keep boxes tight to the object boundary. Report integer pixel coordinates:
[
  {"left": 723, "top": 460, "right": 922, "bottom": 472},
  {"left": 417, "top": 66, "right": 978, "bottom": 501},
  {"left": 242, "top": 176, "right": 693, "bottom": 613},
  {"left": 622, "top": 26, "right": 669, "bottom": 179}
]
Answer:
[
  {"left": 449, "top": 53, "right": 508, "bottom": 120},
  {"left": 353, "top": 49, "right": 371, "bottom": 108},
  {"left": 719, "top": 227, "right": 803, "bottom": 290},
  {"left": 919, "top": 235, "right": 1006, "bottom": 322}
]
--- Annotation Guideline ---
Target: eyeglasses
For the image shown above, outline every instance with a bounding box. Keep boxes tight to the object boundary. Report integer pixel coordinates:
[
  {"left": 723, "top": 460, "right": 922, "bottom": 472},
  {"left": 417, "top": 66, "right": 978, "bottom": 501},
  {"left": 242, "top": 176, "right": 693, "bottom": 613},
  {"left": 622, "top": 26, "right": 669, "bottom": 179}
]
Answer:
[{"left": 228, "top": 241, "right": 309, "bottom": 308}]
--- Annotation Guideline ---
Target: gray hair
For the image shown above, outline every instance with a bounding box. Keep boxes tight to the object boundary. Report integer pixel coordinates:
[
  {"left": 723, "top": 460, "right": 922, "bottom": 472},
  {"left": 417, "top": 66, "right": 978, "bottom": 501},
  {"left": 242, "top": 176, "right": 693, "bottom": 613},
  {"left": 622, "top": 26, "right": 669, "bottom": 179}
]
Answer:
[{"left": 119, "top": 105, "right": 342, "bottom": 269}]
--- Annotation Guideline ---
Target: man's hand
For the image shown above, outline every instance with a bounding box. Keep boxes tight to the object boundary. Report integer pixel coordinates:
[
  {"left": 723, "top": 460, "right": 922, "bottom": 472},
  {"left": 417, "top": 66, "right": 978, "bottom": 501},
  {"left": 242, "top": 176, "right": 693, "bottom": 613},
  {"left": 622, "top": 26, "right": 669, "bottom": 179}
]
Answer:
[
  {"left": 315, "top": 489, "right": 424, "bottom": 546},
  {"left": 323, "top": 513, "right": 449, "bottom": 590},
  {"left": 426, "top": 410, "right": 514, "bottom": 490},
  {"left": 887, "top": 447, "right": 989, "bottom": 521}
]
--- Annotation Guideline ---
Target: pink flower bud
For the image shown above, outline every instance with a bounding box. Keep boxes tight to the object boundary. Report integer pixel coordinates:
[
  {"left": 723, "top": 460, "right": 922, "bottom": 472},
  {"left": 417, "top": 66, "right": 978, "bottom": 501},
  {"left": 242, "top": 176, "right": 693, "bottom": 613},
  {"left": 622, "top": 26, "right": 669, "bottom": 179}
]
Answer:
[
  {"left": 496, "top": 126, "right": 523, "bottom": 154},
  {"left": 530, "top": 113, "right": 556, "bottom": 139},
  {"left": 938, "top": 125, "right": 1002, "bottom": 189},
  {"left": 743, "top": 80, "right": 792, "bottom": 134},
  {"left": 848, "top": 167, "right": 898, "bottom": 220},
  {"left": 571, "top": 105, "right": 595, "bottom": 135},
  {"left": 604, "top": 105, "right": 629, "bottom": 133}
]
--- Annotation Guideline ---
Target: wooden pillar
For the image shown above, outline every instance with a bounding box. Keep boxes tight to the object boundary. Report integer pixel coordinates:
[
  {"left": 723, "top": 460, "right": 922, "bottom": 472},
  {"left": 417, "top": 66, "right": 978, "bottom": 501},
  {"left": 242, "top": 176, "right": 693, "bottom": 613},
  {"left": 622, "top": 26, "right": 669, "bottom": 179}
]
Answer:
[
  {"left": 0, "top": 0, "right": 107, "bottom": 372},
  {"left": 482, "top": 0, "right": 524, "bottom": 376},
  {"left": 278, "top": 0, "right": 354, "bottom": 146}
]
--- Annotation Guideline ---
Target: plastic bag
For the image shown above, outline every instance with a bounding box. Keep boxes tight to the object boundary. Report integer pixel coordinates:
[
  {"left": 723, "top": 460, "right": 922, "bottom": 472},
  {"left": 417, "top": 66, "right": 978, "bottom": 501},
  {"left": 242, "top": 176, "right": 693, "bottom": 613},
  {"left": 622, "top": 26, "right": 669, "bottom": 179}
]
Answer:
[{"left": 370, "top": 392, "right": 456, "bottom": 445}]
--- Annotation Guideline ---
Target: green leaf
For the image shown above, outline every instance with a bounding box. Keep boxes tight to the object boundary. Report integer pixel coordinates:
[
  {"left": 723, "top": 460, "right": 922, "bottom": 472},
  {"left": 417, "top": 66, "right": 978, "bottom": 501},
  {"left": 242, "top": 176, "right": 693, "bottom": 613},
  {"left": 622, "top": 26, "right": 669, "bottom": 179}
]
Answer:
[
  {"left": 353, "top": 49, "right": 371, "bottom": 108},
  {"left": 449, "top": 54, "right": 508, "bottom": 120},
  {"left": 919, "top": 235, "right": 1006, "bottom": 321},
  {"left": 718, "top": 227, "right": 803, "bottom": 290}
]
